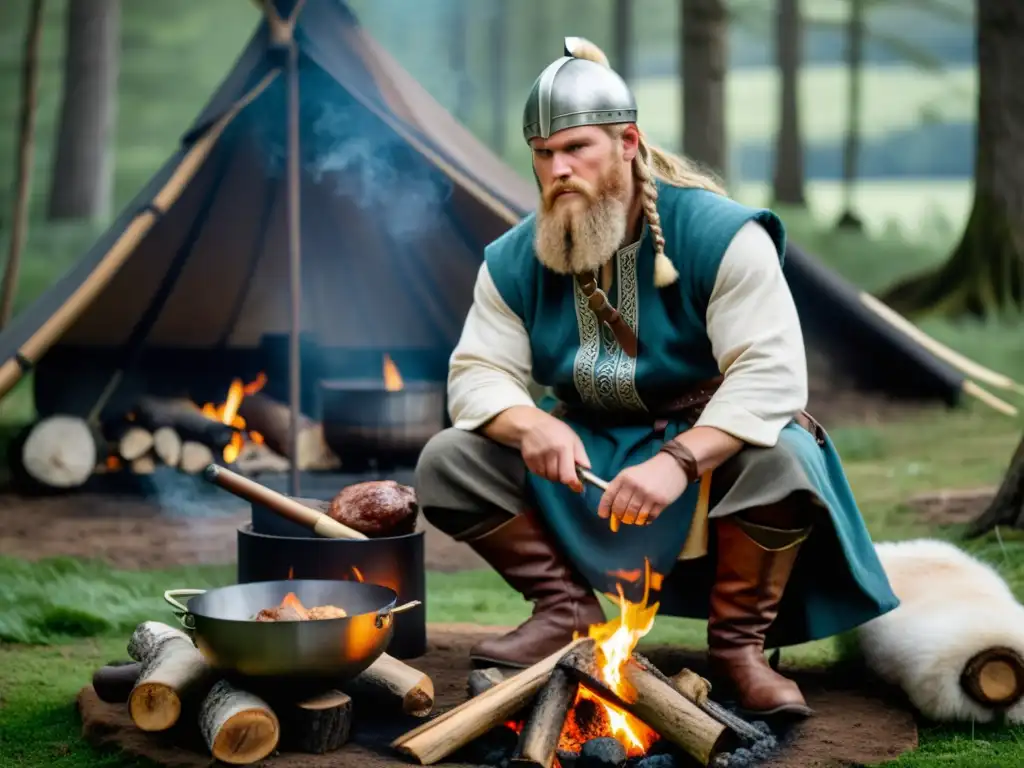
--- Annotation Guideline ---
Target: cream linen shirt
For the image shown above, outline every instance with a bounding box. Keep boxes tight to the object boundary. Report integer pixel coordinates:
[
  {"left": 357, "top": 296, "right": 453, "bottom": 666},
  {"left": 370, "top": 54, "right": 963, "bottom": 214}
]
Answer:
[{"left": 446, "top": 220, "right": 809, "bottom": 448}]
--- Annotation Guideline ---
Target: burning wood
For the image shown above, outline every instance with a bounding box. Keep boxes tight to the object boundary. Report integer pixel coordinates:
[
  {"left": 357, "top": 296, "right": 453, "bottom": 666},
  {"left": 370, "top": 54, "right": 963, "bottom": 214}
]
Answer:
[{"left": 91, "top": 372, "right": 341, "bottom": 481}]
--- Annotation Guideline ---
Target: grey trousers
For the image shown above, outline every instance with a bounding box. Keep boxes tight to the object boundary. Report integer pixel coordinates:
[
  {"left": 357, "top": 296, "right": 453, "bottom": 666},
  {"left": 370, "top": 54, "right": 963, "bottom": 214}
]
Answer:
[{"left": 414, "top": 427, "right": 820, "bottom": 542}]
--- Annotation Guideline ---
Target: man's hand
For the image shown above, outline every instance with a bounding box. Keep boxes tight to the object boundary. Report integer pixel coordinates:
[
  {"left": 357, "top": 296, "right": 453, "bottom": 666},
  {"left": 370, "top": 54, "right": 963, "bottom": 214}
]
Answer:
[
  {"left": 519, "top": 411, "right": 591, "bottom": 493},
  {"left": 598, "top": 453, "right": 688, "bottom": 526}
]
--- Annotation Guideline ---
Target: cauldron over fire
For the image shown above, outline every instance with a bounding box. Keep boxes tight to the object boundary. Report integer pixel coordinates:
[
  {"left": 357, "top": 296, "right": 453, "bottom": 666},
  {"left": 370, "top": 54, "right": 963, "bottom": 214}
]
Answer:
[{"left": 319, "top": 377, "right": 446, "bottom": 471}]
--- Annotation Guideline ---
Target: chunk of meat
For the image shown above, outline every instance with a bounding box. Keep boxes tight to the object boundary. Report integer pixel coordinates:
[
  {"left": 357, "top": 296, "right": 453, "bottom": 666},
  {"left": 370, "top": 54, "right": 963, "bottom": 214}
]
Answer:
[
  {"left": 307, "top": 605, "right": 348, "bottom": 620},
  {"left": 327, "top": 480, "right": 418, "bottom": 537},
  {"left": 254, "top": 604, "right": 307, "bottom": 622}
]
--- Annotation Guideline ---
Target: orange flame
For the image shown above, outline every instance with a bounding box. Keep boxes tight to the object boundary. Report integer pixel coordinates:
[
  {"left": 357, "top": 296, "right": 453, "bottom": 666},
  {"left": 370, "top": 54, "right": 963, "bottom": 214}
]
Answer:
[
  {"left": 567, "top": 560, "right": 661, "bottom": 756},
  {"left": 200, "top": 373, "right": 267, "bottom": 462},
  {"left": 383, "top": 354, "right": 403, "bottom": 392}
]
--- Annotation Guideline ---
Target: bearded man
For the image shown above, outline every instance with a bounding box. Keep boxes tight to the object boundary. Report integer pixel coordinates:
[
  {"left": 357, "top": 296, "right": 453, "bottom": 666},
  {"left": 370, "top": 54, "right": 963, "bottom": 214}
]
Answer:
[{"left": 414, "top": 38, "right": 899, "bottom": 718}]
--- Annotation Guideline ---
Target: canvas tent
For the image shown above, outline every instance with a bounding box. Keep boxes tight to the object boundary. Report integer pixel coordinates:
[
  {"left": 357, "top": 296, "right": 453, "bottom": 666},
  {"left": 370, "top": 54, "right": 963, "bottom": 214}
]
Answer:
[{"left": 0, "top": 0, "right": 1014, "bottom": 440}]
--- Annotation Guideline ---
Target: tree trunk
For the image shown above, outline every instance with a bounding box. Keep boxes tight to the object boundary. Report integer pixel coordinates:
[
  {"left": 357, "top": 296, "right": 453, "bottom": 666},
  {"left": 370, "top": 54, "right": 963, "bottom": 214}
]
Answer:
[
  {"left": 881, "top": 0, "right": 1024, "bottom": 317},
  {"left": 490, "top": 2, "right": 508, "bottom": 156},
  {"left": 771, "top": 0, "right": 806, "bottom": 207},
  {"left": 835, "top": 0, "right": 865, "bottom": 230},
  {"left": 448, "top": 0, "right": 471, "bottom": 123},
  {"left": 680, "top": 0, "right": 728, "bottom": 179},
  {"left": 613, "top": 0, "right": 634, "bottom": 84},
  {"left": 0, "top": 0, "right": 45, "bottom": 329},
  {"left": 47, "top": 0, "right": 120, "bottom": 223},
  {"left": 965, "top": 433, "right": 1024, "bottom": 537}
]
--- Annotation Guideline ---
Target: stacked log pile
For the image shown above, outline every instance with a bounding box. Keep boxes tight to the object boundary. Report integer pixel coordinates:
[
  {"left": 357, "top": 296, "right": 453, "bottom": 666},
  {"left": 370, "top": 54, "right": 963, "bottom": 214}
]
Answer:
[
  {"left": 12, "top": 390, "right": 340, "bottom": 490},
  {"left": 91, "top": 620, "right": 434, "bottom": 764}
]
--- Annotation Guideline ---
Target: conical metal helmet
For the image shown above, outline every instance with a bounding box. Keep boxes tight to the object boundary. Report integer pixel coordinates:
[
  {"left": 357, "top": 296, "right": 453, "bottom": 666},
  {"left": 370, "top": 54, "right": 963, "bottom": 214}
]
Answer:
[{"left": 522, "top": 37, "right": 637, "bottom": 144}]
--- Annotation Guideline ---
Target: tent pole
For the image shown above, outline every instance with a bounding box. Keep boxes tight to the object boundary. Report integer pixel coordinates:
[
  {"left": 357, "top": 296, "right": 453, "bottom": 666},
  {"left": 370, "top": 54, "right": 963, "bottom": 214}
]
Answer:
[{"left": 286, "top": 36, "right": 301, "bottom": 496}]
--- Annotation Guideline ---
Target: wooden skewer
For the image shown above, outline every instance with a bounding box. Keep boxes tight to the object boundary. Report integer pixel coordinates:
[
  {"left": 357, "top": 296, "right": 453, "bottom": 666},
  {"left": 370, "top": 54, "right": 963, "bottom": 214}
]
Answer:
[{"left": 577, "top": 466, "right": 619, "bottom": 532}]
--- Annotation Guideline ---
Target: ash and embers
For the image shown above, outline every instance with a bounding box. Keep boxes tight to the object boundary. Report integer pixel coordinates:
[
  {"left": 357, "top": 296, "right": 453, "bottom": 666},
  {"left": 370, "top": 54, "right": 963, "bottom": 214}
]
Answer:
[{"left": 459, "top": 714, "right": 778, "bottom": 768}]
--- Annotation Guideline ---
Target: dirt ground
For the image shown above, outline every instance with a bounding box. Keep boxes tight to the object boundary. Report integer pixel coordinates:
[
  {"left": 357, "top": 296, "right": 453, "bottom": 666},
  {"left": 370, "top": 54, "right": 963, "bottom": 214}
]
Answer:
[
  {"left": 77, "top": 625, "right": 918, "bottom": 768},
  {"left": 0, "top": 490, "right": 487, "bottom": 572}
]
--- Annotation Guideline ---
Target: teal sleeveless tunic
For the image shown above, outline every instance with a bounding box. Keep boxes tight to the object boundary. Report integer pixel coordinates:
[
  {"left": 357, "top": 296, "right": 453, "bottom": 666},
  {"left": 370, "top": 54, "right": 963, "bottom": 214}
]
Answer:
[{"left": 485, "top": 183, "right": 898, "bottom": 647}]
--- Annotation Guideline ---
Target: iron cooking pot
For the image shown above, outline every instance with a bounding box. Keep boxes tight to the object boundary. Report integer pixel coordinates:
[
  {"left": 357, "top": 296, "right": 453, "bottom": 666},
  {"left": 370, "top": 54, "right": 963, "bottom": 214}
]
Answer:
[{"left": 163, "top": 580, "right": 419, "bottom": 681}]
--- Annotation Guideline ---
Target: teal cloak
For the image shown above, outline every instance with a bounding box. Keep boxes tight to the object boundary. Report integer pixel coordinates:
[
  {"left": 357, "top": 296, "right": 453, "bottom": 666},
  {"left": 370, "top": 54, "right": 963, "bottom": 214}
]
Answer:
[{"left": 484, "top": 183, "right": 899, "bottom": 647}]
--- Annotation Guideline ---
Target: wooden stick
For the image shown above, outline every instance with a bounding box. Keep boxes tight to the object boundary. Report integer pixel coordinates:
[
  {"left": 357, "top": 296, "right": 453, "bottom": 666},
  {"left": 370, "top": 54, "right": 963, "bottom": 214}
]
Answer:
[
  {"left": 510, "top": 667, "right": 579, "bottom": 768},
  {"left": 558, "top": 644, "right": 728, "bottom": 766},
  {"left": 859, "top": 291, "right": 1024, "bottom": 398},
  {"left": 204, "top": 464, "right": 367, "bottom": 539},
  {"left": 343, "top": 653, "right": 434, "bottom": 717},
  {"left": 391, "top": 638, "right": 588, "bottom": 765},
  {"left": 199, "top": 679, "right": 280, "bottom": 764},
  {"left": 126, "top": 621, "right": 213, "bottom": 732},
  {"left": 0, "top": 0, "right": 43, "bottom": 328}
]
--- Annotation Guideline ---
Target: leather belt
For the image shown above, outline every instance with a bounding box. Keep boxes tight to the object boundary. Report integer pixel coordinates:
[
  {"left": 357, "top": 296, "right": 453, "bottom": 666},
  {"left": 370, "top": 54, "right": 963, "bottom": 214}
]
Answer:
[
  {"left": 575, "top": 272, "right": 638, "bottom": 357},
  {"left": 556, "top": 376, "right": 828, "bottom": 446}
]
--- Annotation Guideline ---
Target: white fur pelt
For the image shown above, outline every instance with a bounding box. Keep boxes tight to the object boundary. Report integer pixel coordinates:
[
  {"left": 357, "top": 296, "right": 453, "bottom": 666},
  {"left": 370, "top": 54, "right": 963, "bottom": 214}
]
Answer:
[{"left": 855, "top": 538, "right": 1024, "bottom": 724}]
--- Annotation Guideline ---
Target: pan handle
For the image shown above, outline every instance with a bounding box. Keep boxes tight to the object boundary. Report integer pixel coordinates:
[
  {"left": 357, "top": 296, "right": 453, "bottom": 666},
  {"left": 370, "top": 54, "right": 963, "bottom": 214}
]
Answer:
[
  {"left": 163, "top": 589, "right": 206, "bottom": 630},
  {"left": 374, "top": 599, "right": 422, "bottom": 629}
]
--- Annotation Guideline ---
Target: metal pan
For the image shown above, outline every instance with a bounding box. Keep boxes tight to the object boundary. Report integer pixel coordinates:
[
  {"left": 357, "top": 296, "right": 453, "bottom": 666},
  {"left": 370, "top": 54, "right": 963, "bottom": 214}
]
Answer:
[{"left": 164, "top": 580, "right": 419, "bottom": 681}]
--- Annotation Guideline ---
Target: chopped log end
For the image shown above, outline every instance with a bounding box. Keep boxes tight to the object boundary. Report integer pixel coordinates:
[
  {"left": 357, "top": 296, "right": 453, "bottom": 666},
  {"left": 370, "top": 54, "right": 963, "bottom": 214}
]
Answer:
[
  {"left": 962, "top": 647, "right": 1024, "bottom": 707},
  {"left": 180, "top": 441, "right": 216, "bottom": 474},
  {"left": 119, "top": 426, "right": 154, "bottom": 461},
  {"left": 200, "top": 680, "right": 280, "bottom": 764},
  {"left": 345, "top": 653, "right": 435, "bottom": 718},
  {"left": 129, "top": 682, "right": 182, "bottom": 732},
  {"left": 131, "top": 453, "right": 156, "bottom": 475},
  {"left": 211, "top": 708, "right": 280, "bottom": 764},
  {"left": 153, "top": 427, "right": 183, "bottom": 467},
  {"left": 20, "top": 415, "right": 101, "bottom": 488}
]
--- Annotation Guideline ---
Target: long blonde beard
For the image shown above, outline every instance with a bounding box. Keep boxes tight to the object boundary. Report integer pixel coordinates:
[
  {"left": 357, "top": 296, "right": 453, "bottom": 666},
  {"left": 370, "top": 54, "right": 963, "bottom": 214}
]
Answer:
[{"left": 534, "top": 164, "right": 630, "bottom": 276}]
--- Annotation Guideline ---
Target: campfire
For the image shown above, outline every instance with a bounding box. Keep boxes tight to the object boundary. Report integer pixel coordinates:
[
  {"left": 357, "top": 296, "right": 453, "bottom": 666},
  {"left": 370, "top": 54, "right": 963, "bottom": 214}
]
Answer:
[{"left": 392, "top": 563, "right": 777, "bottom": 768}]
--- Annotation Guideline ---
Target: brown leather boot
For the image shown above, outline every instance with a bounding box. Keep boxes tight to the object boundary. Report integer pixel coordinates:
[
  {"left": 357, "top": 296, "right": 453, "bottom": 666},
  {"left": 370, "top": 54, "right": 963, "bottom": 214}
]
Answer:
[
  {"left": 707, "top": 516, "right": 815, "bottom": 718},
  {"left": 466, "top": 510, "right": 606, "bottom": 668}
]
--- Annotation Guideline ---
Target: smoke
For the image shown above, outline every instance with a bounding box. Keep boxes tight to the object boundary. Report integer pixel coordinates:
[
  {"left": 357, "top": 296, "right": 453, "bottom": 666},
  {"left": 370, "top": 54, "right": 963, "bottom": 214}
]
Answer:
[
  {"left": 139, "top": 468, "right": 247, "bottom": 519},
  {"left": 249, "top": 64, "right": 454, "bottom": 243}
]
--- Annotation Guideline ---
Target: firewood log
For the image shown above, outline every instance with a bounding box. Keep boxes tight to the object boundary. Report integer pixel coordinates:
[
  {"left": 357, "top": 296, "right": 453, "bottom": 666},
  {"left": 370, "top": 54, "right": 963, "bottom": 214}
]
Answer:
[
  {"left": 17, "top": 414, "right": 104, "bottom": 489},
  {"left": 467, "top": 667, "right": 505, "bottom": 698},
  {"left": 126, "top": 621, "right": 214, "bottom": 732},
  {"left": 237, "top": 392, "right": 339, "bottom": 470},
  {"left": 91, "top": 660, "right": 142, "bottom": 703},
  {"left": 510, "top": 667, "right": 579, "bottom": 768},
  {"left": 152, "top": 426, "right": 182, "bottom": 466},
  {"left": 199, "top": 679, "right": 280, "bottom": 764},
  {"left": 343, "top": 652, "right": 434, "bottom": 717},
  {"left": 276, "top": 689, "right": 352, "bottom": 754},
  {"left": 130, "top": 453, "right": 156, "bottom": 475},
  {"left": 180, "top": 441, "right": 215, "bottom": 474},
  {"left": 391, "top": 638, "right": 587, "bottom": 765},
  {"left": 118, "top": 426, "right": 154, "bottom": 461},
  {"left": 133, "top": 396, "right": 236, "bottom": 450}
]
